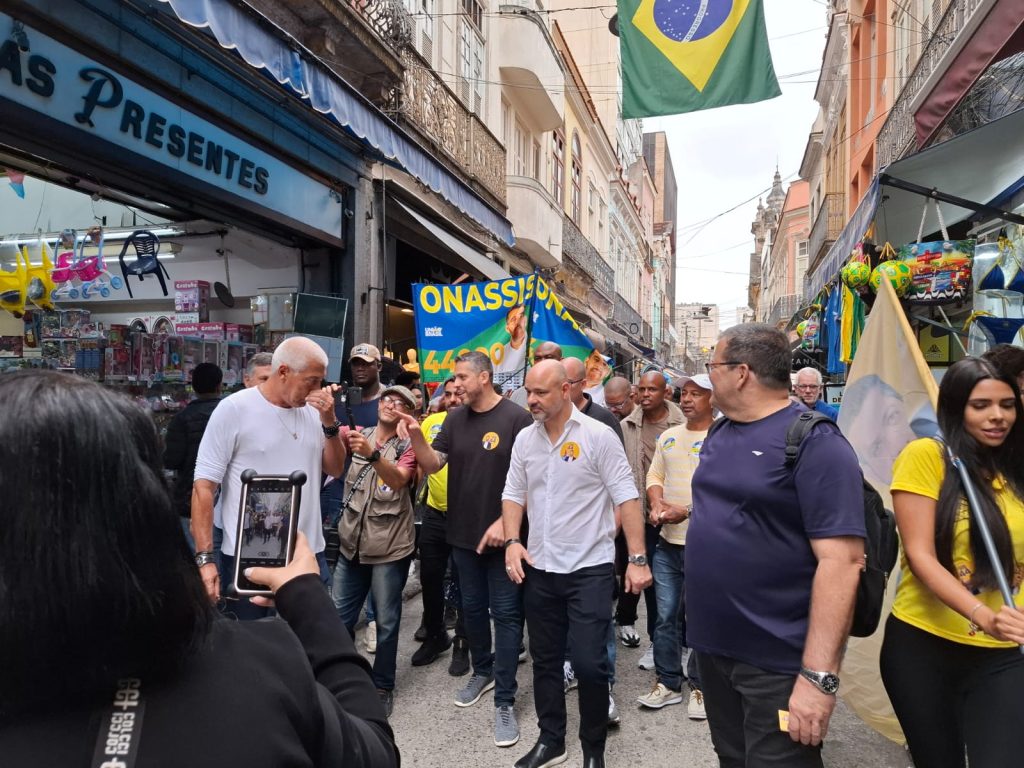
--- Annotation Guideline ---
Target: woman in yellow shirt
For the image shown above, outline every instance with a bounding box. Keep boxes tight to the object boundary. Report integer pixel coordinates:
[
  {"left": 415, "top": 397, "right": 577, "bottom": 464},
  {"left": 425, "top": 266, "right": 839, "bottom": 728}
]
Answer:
[{"left": 882, "top": 357, "right": 1024, "bottom": 768}]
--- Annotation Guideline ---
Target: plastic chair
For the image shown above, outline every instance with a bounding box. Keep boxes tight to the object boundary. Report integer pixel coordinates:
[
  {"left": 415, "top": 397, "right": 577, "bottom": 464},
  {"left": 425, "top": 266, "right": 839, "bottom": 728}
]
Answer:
[{"left": 117, "top": 230, "right": 169, "bottom": 298}]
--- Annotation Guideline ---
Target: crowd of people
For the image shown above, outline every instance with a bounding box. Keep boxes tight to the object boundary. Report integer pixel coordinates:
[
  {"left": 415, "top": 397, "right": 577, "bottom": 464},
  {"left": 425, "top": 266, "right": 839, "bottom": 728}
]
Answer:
[{"left": 4, "top": 326, "right": 1024, "bottom": 768}]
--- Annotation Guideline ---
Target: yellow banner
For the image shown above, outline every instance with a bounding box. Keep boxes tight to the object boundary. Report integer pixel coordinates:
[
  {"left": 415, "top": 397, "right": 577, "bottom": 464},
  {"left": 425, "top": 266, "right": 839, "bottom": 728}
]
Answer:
[{"left": 836, "top": 278, "right": 939, "bottom": 743}]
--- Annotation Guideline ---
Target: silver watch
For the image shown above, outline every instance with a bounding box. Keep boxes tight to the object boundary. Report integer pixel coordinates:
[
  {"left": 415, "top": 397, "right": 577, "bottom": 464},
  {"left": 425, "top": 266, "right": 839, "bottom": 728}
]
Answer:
[
  {"left": 799, "top": 667, "right": 840, "bottom": 695},
  {"left": 627, "top": 554, "right": 648, "bottom": 566},
  {"left": 194, "top": 550, "right": 217, "bottom": 568}
]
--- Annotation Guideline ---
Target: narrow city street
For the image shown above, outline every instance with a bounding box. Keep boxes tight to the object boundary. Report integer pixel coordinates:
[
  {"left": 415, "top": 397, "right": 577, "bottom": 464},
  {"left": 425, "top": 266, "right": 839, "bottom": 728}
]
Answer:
[{"left": 369, "top": 574, "right": 911, "bottom": 768}]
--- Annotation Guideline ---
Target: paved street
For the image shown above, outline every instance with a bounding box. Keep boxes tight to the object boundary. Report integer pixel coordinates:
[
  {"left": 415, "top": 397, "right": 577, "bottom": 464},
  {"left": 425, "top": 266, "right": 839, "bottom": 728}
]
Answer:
[{"left": 358, "top": 572, "right": 911, "bottom": 768}]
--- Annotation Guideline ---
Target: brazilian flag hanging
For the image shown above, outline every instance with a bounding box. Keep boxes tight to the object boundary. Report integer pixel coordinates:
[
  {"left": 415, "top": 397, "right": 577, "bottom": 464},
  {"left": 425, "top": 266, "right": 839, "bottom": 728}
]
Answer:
[{"left": 619, "top": 0, "right": 781, "bottom": 118}]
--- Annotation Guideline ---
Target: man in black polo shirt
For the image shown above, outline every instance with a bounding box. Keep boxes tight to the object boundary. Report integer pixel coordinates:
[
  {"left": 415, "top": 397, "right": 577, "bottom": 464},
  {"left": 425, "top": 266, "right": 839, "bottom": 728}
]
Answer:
[{"left": 398, "top": 351, "right": 533, "bottom": 750}]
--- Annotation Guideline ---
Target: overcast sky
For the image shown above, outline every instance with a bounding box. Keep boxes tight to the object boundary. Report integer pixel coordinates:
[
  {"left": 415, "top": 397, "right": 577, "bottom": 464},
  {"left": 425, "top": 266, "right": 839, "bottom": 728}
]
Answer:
[{"left": 644, "top": 0, "right": 828, "bottom": 330}]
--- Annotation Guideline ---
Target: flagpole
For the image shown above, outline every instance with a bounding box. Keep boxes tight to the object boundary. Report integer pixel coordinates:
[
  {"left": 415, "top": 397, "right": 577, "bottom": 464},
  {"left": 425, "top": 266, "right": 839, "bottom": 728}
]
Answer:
[
  {"left": 519, "top": 269, "right": 541, "bottom": 384},
  {"left": 946, "top": 445, "right": 1024, "bottom": 654}
]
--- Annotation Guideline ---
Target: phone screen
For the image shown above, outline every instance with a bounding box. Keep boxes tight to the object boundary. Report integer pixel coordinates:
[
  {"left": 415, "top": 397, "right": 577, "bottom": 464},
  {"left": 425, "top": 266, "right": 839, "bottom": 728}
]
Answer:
[{"left": 234, "top": 478, "right": 299, "bottom": 594}]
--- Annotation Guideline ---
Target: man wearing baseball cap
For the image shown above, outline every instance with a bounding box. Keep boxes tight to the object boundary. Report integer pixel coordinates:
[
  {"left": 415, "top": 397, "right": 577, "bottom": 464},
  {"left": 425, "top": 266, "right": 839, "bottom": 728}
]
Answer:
[{"left": 637, "top": 373, "right": 714, "bottom": 720}]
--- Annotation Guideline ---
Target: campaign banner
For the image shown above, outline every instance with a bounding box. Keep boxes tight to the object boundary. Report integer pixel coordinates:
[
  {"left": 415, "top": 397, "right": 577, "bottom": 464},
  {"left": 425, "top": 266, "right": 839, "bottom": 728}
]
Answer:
[{"left": 413, "top": 274, "right": 594, "bottom": 385}]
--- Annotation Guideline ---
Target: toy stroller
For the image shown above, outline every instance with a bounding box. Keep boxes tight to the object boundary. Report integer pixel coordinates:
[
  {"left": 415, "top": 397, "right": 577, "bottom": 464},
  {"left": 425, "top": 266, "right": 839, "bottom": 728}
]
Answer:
[
  {"left": 73, "top": 227, "right": 123, "bottom": 298},
  {"left": 50, "top": 228, "right": 83, "bottom": 300}
]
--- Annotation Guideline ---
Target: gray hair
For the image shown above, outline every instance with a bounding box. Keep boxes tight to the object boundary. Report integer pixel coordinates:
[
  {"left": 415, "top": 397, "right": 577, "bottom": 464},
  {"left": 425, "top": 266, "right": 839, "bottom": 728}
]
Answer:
[
  {"left": 718, "top": 324, "right": 791, "bottom": 390},
  {"left": 795, "top": 367, "right": 823, "bottom": 386},
  {"left": 271, "top": 337, "right": 328, "bottom": 373},
  {"left": 245, "top": 352, "right": 273, "bottom": 378},
  {"left": 455, "top": 350, "right": 493, "bottom": 379}
]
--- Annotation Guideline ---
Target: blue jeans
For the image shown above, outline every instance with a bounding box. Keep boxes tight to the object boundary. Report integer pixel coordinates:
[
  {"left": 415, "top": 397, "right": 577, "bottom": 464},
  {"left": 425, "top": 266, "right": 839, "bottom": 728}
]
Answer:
[
  {"left": 333, "top": 553, "right": 410, "bottom": 691},
  {"left": 452, "top": 546, "right": 523, "bottom": 707},
  {"left": 652, "top": 540, "right": 700, "bottom": 691}
]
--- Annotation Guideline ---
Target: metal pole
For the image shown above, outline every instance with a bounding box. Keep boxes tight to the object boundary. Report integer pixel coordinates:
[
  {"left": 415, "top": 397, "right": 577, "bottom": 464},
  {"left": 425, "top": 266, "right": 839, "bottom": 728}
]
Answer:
[
  {"left": 946, "top": 445, "right": 1024, "bottom": 653},
  {"left": 936, "top": 305, "right": 968, "bottom": 356}
]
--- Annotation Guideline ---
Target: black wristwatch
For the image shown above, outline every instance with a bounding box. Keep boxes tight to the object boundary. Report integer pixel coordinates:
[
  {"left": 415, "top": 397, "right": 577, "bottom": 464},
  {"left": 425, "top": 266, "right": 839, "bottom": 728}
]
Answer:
[
  {"left": 367, "top": 449, "right": 381, "bottom": 463},
  {"left": 799, "top": 667, "right": 840, "bottom": 695},
  {"left": 322, "top": 420, "right": 342, "bottom": 438},
  {"left": 194, "top": 550, "right": 217, "bottom": 568},
  {"left": 503, "top": 538, "right": 522, "bottom": 549}
]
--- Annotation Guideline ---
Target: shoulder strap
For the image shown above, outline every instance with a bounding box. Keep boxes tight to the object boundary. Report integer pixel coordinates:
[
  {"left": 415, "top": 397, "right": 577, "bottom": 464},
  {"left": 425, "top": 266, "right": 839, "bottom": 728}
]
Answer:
[{"left": 784, "top": 410, "right": 835, "bottom": 468}]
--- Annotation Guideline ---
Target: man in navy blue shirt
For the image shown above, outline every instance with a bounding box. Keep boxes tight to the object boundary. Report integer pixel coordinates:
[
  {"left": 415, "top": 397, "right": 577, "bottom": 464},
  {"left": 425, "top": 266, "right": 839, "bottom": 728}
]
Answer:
[
  {"left": 793, "top": 367, "right": 839, "bottom": 421},
  {"left": 688, "top": 324, "right": 864, "bottom": 767}
]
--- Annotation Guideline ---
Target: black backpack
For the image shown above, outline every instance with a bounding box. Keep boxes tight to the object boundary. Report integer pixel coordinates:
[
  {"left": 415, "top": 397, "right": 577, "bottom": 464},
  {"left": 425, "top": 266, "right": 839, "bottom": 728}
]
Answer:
[{"left": 783, "top": 410, "right": 899, "bottom": 638}]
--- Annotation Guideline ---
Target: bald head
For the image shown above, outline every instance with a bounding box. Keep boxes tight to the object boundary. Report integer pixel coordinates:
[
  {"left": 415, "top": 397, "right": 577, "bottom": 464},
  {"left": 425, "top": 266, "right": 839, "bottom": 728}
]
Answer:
[
  {"left": 533, "top": 341, "right": 563, "bottom": 363},
  {"left": 526, "top": 359, "right": 567, "bottom": 388},
  {"left": 562, "top": 358, "right": 587, "bottom": 408},
  {"left": 525, "top": 359, "right": 570, "bottom": 424},
  {"left": 563, "top": 357, "right": 585, "bottom": 380},
  {"left": 604, "top": 376, "right": 631, "bottom": 398},
  {"left": 604, "top": 375, "right": 635, "bottom": 420},
  {"left": 637, "top": 370, "right": 669, "bottom": 415}
]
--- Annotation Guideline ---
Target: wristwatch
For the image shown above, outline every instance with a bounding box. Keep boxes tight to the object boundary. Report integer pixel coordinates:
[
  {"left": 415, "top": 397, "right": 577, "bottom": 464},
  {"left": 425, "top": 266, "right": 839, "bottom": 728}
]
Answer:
[
  {"left": 322, "top": 420, "right": 342, "bottom": 438},
  {"left": 367, "top": 449, "right": 382, "bottom": 463},
  {"left": 799, "top": 667, "right": 840, "bottom": 695},
  {"left": 503, "top": 538, "right": 522, "bottom": 549},
  {"left": 627, "top": 554, "right": 648, "bottom": 566},
  {"left": 194, "top": 550, "right": 217, "bottom": 568}
]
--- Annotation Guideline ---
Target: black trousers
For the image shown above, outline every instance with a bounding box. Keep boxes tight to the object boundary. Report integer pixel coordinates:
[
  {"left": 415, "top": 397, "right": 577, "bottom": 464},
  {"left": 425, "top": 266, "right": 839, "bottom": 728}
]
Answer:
[
  {"left": 418, "top": 506, "right": 464, "bottom": 639},
  {"left": 524, "top": 563, "right": 615, "bottom": 755},
  {"left": 696, "top": 652, "right": 823, "bottom": 768},
  {"left": 880, "top": 614, "right": 1024, "bottom": 768},
  {"left": 614, "top": 523, "right": 659, "bottom": 638}
]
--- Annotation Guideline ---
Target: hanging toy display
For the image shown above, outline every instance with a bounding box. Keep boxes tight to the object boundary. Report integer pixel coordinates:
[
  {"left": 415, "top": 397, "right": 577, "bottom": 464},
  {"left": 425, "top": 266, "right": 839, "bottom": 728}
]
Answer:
[
  {"left": 50, "top": 228, "right": 83, "bottom": 300},
  {"left": 74, "top": 226, "right": 123, "bottom": 298},
  {"left": 0, "top": 246, "right": 29, "bottom": 316},
  {"left": 870, "top": 260, "right": 913, "bottom": 296},
  {"left": 841, "top": 259, "right": 871, "bottom": 289},
  {"left": 795, "top": 320, "right": 808, "bottom": 338},
  {"left": 801, "top": 311, "right": 820, "bottom": 350},
  {"left": 23, "top": 242, "right": 56, "bottom": 311},
  {"left": 896, "top": 199, "right": 974, "bottom": 304}
]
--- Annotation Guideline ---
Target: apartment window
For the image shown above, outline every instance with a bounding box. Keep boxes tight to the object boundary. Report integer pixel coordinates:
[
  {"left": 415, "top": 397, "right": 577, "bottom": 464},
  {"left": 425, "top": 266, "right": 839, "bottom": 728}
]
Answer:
[
  {"left": 532, "top": 139, "right": 542, "bottom": 181},
  {"left": 461, "top": 0, "right": 483, "bottom": 30},
  {"left": 458, "top": 20, "right": 485, "bottom": 116},
  {"left": 588, "top": 182, "right": 597, "bottom": 240},
  {"left": 551, "top": 131, "right": 565, "bottom": 205},
  {"left": 598, "top": 199, "right": 606, "bottom": 252},
  {"left": 513, "top": 119, "right": 528, "bottom": 177},
  {"left": 570, "top": 132, "right": 582, "bottom": 224}
]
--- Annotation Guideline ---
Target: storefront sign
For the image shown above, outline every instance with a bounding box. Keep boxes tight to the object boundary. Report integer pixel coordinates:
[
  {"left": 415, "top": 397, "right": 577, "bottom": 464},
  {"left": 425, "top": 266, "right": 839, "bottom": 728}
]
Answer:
[
  {"left": 412, "top": 274, "right": 595, "bottom": 385},
  {"left": 0, "top": 13, "right": 342, "bottom": 240}
]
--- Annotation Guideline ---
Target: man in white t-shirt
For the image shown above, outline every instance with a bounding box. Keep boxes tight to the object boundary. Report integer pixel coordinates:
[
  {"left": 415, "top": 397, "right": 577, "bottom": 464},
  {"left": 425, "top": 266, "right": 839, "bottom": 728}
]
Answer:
[{"left": 192, "top": 337, "right": 347, "bottom": 618}]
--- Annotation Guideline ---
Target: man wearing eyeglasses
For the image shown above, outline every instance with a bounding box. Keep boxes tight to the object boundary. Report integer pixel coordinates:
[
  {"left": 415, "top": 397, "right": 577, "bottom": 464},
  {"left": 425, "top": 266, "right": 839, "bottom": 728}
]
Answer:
[
  {"left": 690, "top": 325, "right": 865, "bottom": 767},
  {"left": 603, "top": 376, "right": 636, "bottom": 421},
  {"left": 334, "top": 384, "right": 421, "bottom": 718},
  {"left": 564, "top": 358, "right": 623, "bottom": 443},
  {"left": 793, "top": 367, "right": 839, "bottom": 421}
]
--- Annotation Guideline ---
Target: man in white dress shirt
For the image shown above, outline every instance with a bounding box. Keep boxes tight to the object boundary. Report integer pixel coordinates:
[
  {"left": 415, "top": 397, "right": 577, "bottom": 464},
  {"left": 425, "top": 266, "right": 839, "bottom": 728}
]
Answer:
[{"left": 502, "top": 360, "right": 652, "bottom": 768}]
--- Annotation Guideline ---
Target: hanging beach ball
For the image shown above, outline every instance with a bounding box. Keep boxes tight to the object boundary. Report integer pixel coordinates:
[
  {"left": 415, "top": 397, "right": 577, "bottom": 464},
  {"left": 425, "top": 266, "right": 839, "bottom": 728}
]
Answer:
[
  {"left": 870, "top": 261, "right": 913, "bottom": 295},
  {"left": 796, "top": 320, "right": 808, "bottom": 338},
  {"left": 841, "top": 261, "right": 871, "bottom": 289}
]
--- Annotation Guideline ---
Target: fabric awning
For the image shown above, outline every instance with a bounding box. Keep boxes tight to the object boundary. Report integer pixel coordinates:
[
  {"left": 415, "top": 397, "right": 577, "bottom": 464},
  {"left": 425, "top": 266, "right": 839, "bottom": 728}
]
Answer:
[
  {"left": 393, "top": 200, "right": 509, "bottom": 281},
  {"left": 807, "top": 106, "right": 1024, "bottom": 298},
  {"left": 158, "top": 0, "right": 515, "bottom": 248}
]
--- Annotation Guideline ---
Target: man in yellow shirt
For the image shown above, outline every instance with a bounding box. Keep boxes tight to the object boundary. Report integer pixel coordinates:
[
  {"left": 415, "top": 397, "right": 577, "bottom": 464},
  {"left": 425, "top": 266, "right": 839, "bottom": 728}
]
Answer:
[
  {"left": 412, "top": 378, "right": 468, "bottom": 673},
  {"left": 638, "top": 373, "right": 714, "bottom": 720}
]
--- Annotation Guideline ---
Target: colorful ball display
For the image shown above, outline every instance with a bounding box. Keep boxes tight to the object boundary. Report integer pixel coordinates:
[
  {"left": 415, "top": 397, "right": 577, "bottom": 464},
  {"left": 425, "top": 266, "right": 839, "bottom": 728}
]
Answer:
[
  {"left": 870, "top": 261, "right": 913, "bottom": 295},
  {"left": 796, "top": 320, "right": 808, "bottom": 338},
  {"left": 841, "top": 260, "right": 871, "bottom": 289}
]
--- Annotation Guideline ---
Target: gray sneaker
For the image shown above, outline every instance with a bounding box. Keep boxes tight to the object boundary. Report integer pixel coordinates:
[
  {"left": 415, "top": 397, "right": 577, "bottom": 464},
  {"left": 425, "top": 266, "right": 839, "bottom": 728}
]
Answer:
[
  {"left": 494, "top": 705, "right": 520, "bottom": 747},
  {"left": 454, "top": 673, "right": 495, "bottom": 707}
]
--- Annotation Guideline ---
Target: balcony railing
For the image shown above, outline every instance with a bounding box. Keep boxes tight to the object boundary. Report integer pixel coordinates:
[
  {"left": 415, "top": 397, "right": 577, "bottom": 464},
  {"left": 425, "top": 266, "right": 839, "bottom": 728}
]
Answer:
[
  {"left": 562, "top": 216, "right": 615, "bottom": 302},
  {"left": 766, "top": 294, "right": 804, "bottom": 325},
  {"left": 876, "top": 0, "right": 986, "bottom": 168},
  {"left": 613, "top": 293, "right": 643, "bottom": 337},
  {"left": 808, "top": 192, "right": 846, "bottom": 266},
  {"left": 641, "top": 321, "right": 652, "bottom": 346},
  {"left": 388, "top": 50, "right": 506, "bottom": 204},
  {"left": 342, "top": 0, "right": 413, "bottom": 53}
]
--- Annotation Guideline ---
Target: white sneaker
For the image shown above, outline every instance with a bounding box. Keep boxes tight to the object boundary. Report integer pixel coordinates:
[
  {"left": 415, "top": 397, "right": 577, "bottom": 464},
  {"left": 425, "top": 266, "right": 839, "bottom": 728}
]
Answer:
[
  {"left": 688, "top": 688, "right": 707, "bottom": 720},
  {"left": 638, "top": 642, "right": 655, "bottom": 670},
  {"left": 365, "top": 620, "right": 377, "bottom": 654},
  {"left": 608, "top": 689, "right": 621, "bottom": 725},
  {"left": 636, "top": 682, "right": 683, "bottom": 709},
  {"left": 618, "top": 624, "right": 641, "bottom": 648}
]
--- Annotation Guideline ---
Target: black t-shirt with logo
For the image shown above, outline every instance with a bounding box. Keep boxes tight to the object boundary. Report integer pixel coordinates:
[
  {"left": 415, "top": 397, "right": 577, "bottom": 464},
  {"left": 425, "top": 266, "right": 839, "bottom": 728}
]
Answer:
[{"left": 432, "top": 398, "right": 533, "bottom": 551}]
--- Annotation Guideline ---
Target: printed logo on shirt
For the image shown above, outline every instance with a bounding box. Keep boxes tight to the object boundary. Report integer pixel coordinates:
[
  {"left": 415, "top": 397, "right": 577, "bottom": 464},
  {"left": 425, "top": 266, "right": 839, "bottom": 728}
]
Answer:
[
  {"left": 662, "top": 436, "right": 677, "bottom": 451},
  {"left": 751, "top": 450, "right": 764, "bottom": 456},
  {"left": 560, "top": 442, "right": 581, "bottom": 462},
  {"left": 377, "top": 478, "right": 393, "bottom": 492},
  {"left": 428, "top": 423, "right": 443, "bottom": 440},
  {"left": 690, "top": 439, "right": 704, "bottom": 456},
  {"left": 482, "top": 432, "right": 501, "bottom": 450}
]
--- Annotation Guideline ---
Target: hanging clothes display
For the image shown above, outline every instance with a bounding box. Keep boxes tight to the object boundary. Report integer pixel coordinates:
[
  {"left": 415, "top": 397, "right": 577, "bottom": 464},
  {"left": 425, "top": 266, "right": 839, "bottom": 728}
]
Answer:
[{"left": 825, "top": 286, "right": 844, "bottom": 375}]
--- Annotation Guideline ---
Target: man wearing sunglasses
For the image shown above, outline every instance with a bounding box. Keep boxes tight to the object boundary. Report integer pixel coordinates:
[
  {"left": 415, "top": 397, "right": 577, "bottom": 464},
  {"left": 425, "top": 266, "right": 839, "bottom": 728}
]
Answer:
[{"left": 334, "top": 384, "right": 421, "bottom": 718}]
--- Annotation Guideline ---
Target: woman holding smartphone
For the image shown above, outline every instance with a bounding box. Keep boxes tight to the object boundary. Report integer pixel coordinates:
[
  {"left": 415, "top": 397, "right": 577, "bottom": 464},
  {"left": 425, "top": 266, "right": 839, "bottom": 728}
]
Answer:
[
  {"left": 882, "top": 357, "right": 1024, "bottom": 768},
  {"left": 0, "top": 370, "right": 398, "bottom": 768}
]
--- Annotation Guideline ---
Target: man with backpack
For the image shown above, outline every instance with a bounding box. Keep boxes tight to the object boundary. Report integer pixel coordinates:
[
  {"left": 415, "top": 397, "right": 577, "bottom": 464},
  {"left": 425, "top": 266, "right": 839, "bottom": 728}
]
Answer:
[{"left": 689, "top": 324, "right": 866, "bottom": 768}]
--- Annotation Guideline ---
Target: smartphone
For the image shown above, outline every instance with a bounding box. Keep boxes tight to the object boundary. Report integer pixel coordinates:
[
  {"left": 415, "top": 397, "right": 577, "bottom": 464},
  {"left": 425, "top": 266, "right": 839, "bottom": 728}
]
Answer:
[
  {"left": 232, "top": 469, "right": 307, "bottom": 596},
  {"left": 335, "top": 385, "right": 362, "bottom": 431}
]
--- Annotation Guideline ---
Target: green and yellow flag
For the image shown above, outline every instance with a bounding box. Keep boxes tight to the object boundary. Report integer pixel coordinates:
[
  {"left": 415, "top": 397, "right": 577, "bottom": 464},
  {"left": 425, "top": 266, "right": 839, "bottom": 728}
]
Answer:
[{"left": 618, "top": 0, "right": 781, "bottom": 117}]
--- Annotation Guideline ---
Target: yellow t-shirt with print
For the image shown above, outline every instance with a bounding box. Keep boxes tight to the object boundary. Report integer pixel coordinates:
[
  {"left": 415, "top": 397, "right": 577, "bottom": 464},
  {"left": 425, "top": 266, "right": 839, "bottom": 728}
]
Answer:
[
  {"left": 645, "top": 425, "right": 708, "bottom": 546},
  {"left": 890, "top": 437, "right": 1024, "bottom": 648},
  {"left": 421, "top": 411, "right": 450, "bottom": 512}
]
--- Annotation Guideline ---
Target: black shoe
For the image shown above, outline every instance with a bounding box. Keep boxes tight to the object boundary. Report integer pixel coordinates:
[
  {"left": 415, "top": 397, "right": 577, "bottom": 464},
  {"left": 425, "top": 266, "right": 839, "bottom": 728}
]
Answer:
[
  {"left": 411, "top": 632, "right": 453, "bottom": 666},
  {"left": 582, "top": 753, "right": 605, "bottom": 768},
  {"left": 444, "top": 605, "right": 458, "bottom": 630},
  {"left": 377, "top": 688, "right": 394, "bottom": 718},
  {"left": 513, "top": 741, "right": 567, "bottom": 768},
  {"left": 414, "top": 623, "right": 428, "bottom": 642},
  {"left": 448, "top": 637, "right": 470, "bottom": 677}
]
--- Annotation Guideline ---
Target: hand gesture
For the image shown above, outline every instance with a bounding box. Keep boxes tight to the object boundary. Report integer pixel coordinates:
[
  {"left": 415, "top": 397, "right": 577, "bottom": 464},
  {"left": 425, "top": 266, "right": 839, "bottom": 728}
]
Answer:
[
  {"left": 247, "top": 533, "right": 321, "bottom": 607},
  {"left": 505, "top": 541, "right": 534, "bottom": 584},
  {"left": 647, "top": 499, "right": 663, "bottom": 526},
  {"left": 394, "top": 409, "right": 421, "bottom": 441},
  {"left": 476, "top": 518, "right": 505, "bottom": 553},
  {"left": 346, "top": 429, "right": 373, "bottom": 459},
  {"left": 307, "top": 384, "right": 339, "bottom": 425},
  {"left": 658, "top": 503, "right": 689, "bottom": 525}
]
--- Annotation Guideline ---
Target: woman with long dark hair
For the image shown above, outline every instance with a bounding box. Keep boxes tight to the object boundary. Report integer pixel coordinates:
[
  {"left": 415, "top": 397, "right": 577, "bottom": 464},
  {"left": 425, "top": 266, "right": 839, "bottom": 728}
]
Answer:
[
  {"left": 0, "top": 370, "right": 398, "bottom": 767},
  {"left": 881, "top": 357, "right": 1024, "bottom": 768}
]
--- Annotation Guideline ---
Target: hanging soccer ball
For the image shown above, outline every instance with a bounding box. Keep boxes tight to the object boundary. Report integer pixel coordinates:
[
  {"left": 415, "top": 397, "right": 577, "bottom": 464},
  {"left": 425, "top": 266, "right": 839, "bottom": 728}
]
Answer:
[
  {"left": 870, "top": 261, "right": 913, "bottom": 295},
  {"left": 841, "top": 260, "right": 871, "bottom": 289},
  {"left": 796, "top": 320, "right": 808, "bottom": 338}
]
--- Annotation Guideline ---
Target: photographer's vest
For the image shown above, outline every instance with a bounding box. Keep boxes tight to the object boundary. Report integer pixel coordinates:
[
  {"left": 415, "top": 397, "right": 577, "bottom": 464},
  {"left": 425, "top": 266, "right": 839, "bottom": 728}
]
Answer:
[{"left": 337, "top": 430, "right": 415, "bottom": 564}]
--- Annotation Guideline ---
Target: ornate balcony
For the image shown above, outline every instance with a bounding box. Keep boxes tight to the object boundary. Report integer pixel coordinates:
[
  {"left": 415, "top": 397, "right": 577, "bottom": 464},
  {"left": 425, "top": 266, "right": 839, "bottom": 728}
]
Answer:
[
  {"left": 876, "top": 0, "right": 987, "bottom": 168},
  {"left": 388, "top": 50, "right": 506, "bottom": 206},
  {"left": 613, "top": 293, "right": 643, "bottom": 338},
  {"left": 808, "top": 192, "right": 846, "bottom": 269},
  {"left": 562, "top": 215, "right": 615, "bottom": 303}
]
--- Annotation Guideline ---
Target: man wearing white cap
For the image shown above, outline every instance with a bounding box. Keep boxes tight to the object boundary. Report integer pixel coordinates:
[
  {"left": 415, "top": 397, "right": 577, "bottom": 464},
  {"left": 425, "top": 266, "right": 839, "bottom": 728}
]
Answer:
[{"left": 636, "top": 373, "right": 714, "bottom": 720}]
